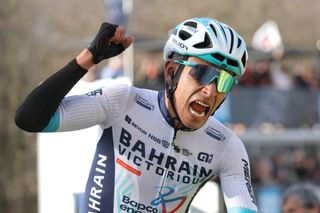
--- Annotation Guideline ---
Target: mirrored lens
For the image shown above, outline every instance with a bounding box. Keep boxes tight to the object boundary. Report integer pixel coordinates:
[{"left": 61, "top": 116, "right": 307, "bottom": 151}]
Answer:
[
  {"left": 190, "top": 64, "right": 235, "bottom": 93},
  {"left": 189, "top": 64, "right": 220, "bottom": 85},
  {"left": 175, "top": 60, "right": 236, "bottom": 93},
  {"left": 217, "top": 70, "right": 235, "bottom": 92}
]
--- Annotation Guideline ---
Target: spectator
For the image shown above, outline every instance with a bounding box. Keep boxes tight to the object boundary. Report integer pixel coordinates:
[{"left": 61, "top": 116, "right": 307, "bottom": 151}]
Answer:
[
  {"left": 291, "top": 149, "right": 308, "bottom": 181},
  {"left": 135, "top": 56, "right": 164, "bottom": 90},
  {"left": 293, "top": 65, "right": 319, "bottom": 90},
  {"left": 253, "top": 158, "right": 275, "bottom": 186},
  {"left": 239, "top": 60, "right": 272, "bottom": 87},
  {"left": 271, "top": 152, "right": 290, "bottom": 184},
  {"left": 270, "top": 62, "right": 293, "bottom": 90},
  {"left": 282, "top": 183, "right": 320, "bottom": 213}
]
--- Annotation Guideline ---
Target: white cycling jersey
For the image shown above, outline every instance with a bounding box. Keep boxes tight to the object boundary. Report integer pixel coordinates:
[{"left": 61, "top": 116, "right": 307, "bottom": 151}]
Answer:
[{"left": 43, "top": 84, "right": 258, "bottom": 213}]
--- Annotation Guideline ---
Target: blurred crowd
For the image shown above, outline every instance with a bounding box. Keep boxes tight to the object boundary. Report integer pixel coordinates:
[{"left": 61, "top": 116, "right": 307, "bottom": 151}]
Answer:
[
  {"left": 133, "top": 56, "right": 320, "bottom": 91},
  {"left": 235, "top": 146, "right": 320, "bottom": 212},
  {"left": 239, "top": 59, "right": 320, "bottom": 90},
  {"left": 282, "top": 182, "right": 320, "bottom": 213},
  {"left": 134, "top": 56, "right": 165, "bottom": 90},
  {"left": 82, "top": 54, "right": 166, "bottom": 90},
  {"left": 251, "top": 147, "right": 320, "bottom": 187},
  {"left": 84, "top": 52, "right": 320, "bottom": 93}
]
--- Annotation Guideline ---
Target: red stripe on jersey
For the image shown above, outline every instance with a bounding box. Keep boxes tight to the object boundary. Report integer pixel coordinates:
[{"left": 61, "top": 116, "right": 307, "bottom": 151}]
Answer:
[{"left": 116, "top": 158, "right": 141, "bottom": 176}]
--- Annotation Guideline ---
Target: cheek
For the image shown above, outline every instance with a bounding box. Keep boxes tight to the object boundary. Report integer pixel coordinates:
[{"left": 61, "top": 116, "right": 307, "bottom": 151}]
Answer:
[
  {"left": 174, "top": 88, "right": 188, "bottom": 107},
  {"left": 211, "top": 93, "right": 227, "bottom": 111},
  {"left": 174, "top": 80, "right": 192, "bottom": 108},
  {"left": 216, "top": 93, "right": 227, "bottom": 102}
]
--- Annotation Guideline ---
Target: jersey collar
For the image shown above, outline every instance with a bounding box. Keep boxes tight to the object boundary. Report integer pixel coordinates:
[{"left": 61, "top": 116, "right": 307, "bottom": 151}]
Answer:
[{"left": 158, "top": 90, "right": 175, "bottom": 128}]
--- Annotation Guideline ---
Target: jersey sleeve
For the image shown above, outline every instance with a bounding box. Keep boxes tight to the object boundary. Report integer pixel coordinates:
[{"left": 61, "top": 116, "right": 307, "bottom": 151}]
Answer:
[
  {"left": 43, "top": 84, "right": 132, "bottom": 132},
  {"left": 218, "top": 135, "right": 259, "bottom": 213},
  {"left": 15, "top": 59, "right": 88, "bottom": 132}
]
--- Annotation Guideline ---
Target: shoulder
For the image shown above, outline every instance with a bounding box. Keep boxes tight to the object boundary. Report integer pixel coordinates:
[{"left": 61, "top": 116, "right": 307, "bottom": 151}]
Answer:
[
  {"left": 205, "top": 117, "right": 246, "bottom": 154},
  {"left": 205, "top": 116, "right": 240, "bottom": 141},
  {"left": 98, "top": 83, "right": 156, "bottom": 95},
  {"left": 204, "top": 119, "right": 251, "bottom": 176},
  {"left": 100, "top": 85, "right": 158, "bottom": 107}
]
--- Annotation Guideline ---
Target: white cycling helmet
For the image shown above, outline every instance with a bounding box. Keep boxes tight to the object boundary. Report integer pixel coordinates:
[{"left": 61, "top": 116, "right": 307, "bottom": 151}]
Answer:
[{"left": 164, "top": 18, "right": 248, "bottom": 77}]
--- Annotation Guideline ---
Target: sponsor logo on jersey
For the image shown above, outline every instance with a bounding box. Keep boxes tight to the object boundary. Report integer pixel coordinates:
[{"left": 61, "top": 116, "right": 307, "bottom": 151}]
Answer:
[
  {"left": 148, "top": 133, "right": 170, "bottom": 149},
  {"left": 204, "top": 126, "right": 226, "bottom": 142},
  {"left": 151, "top": 186, "right": 187, "bottom": 212},
  {"left": 134, "top": 94, "right": 154, "bottom": 111},
  {"left": 125, "top": 115, "right": 148, "bottom": 136},
  {"left": 242, "top": 159, "right": 257, "bottom": 206},
  {"left": 118, "top": 127, "right": 212, "bottom": 184},
  {"left": 86, "top": 88, "right": 103, "bottom": 96},
  {"left": 171, "top": 145, "right": 193, "bottom": 157},
  {"left": 161, "top": 140, "right": 170, "bottom": 149},
  {"left": 125, "top": 115, "right": 169, "bottom": 149},
  {"left": 197, "top": 152, "right": 214, "bottom": 164},
  {"left": 88, "top": 154, "right": 107, "bottom": 212},
  {"left": 121, "top": 195, "right": 158, "bottom": 212}
]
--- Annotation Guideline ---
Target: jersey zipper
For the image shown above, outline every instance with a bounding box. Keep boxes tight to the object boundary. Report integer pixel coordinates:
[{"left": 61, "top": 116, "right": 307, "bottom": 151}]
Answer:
[
  {"left": 172, "top": 128, "right": 178, "bottom": 148},
  {"left": 157, "top": 127, "right": 179, "bottom": 209}
]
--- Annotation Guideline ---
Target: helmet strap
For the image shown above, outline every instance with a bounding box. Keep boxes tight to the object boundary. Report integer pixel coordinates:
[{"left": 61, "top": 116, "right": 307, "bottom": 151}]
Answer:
[
  {"left": 166, "top": 63, "right": 183, "bottom": 123},
  {"left": 166, "top": 55, "right": 195, "bottom": 131}
]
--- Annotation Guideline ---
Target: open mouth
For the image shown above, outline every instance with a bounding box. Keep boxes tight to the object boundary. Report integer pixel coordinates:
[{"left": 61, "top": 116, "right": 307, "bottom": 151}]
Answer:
[{"left": 189, "top": 101, "right": 209, "bottom": 117}]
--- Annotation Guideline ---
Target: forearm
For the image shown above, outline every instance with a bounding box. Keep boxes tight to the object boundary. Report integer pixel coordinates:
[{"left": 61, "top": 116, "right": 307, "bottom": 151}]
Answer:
[
  {"left": 15, "top": 58, "right": 88, "bottom": 132},
  {"left": 15, "top": 22, "right": 133, "bottom": 132}
]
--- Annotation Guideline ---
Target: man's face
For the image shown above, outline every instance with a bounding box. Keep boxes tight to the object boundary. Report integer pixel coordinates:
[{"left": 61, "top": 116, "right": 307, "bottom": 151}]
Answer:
[
  {"left": 167, "top": 57, "right": 227, "bottom": 129},
  {"left": 282, "top": 197, "right": 318, "bottom": 213}
]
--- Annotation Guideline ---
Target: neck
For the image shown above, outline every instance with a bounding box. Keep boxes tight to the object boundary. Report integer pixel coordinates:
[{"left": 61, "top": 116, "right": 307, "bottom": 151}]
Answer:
[{"left": 164, "top": 91, "right": 184, "bottom": 129}]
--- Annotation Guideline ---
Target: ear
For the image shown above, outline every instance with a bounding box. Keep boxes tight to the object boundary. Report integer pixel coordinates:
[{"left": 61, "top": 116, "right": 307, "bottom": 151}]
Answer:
[{"left": 164, "top": 59, "right": 176, "bottom": 85}]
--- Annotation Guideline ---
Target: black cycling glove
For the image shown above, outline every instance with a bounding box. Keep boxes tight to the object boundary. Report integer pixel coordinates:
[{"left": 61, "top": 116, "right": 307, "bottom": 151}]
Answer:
[{"left": 88, "top": 22, "right": 125, "bottom": 64}]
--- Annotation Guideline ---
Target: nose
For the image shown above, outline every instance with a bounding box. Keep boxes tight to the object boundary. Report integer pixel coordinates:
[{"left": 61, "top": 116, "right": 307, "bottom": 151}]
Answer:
[{"left": 201, "top": 81, "right": 217, "bottom": 97}]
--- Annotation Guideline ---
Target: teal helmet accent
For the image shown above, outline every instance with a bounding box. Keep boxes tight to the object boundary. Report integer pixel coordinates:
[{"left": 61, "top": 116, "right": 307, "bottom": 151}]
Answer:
[{"left": 164, "top": 18, "right": 248, "bottom": 77}]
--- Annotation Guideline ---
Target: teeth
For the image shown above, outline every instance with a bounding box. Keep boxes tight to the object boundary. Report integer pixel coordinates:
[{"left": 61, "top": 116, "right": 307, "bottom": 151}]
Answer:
[
  {"left": 190, "top": 107, "right": 205, "bottom": 117},
  {"left": 196, "top": 101, "right": 209, "bottom": 107}
]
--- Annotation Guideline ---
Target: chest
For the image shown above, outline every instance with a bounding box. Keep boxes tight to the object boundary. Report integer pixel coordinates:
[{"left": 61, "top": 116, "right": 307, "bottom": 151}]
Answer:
[{"left": 112, "top": 108, "right": 226, "bottom": 180}]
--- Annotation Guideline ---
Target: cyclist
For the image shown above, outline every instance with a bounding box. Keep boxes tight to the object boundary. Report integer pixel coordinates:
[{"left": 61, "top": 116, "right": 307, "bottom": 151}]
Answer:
[{"left": 15, "top": 18, "right": 258, "bottom": 212}]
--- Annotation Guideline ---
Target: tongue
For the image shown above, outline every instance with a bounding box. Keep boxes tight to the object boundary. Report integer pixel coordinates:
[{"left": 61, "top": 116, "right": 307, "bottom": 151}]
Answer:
[{"left": 190, "top": 102, "right": 206, "bottom": 113}]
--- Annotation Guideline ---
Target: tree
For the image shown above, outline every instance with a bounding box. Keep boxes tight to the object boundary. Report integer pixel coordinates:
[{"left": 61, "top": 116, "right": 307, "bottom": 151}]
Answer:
[{"left": 0, "top": 0, "right": 40, "bottom": 212}]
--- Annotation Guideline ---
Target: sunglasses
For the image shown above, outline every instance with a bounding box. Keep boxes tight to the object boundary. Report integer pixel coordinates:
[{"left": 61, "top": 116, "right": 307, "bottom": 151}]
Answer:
[{"left": 174, "top": 60, "right": 238, "bottom": 93}]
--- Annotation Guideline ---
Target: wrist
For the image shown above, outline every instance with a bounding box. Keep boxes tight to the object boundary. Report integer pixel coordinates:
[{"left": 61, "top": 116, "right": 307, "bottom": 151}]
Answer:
[{"left": 76, "top": 48, "right": 95, "bottom": 70}]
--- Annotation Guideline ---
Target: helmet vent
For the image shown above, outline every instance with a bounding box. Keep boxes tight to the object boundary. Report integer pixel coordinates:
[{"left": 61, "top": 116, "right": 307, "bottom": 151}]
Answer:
[
  {"left": 218, "top": 23, "right": 227, "bottom": 41},
  {"left": 237, "top": 38, "right": 242, "bottom": 48},
  {"left": 227, "top": 58, "right": 238, "bottom": 67},
  {"left": 193, "top": 32, "right": 212, "bottom": 48},
  {"left": 241, "top": 51, "right": 247, "bottom": 68},
  {"left": 228, "top": 28, "right": 234, "bottom": 53},
  {"left": 209, "top": 24, "right": 218, "bottom": 37},
  {"left": 184, "top": 21, "right": 197, "bottom": 28},
  {"left": 211, "top": 53, "right": 225, "bottom": 62},
  {"left": 179, "top": 30, "right": 192, "bottom": 40}
]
